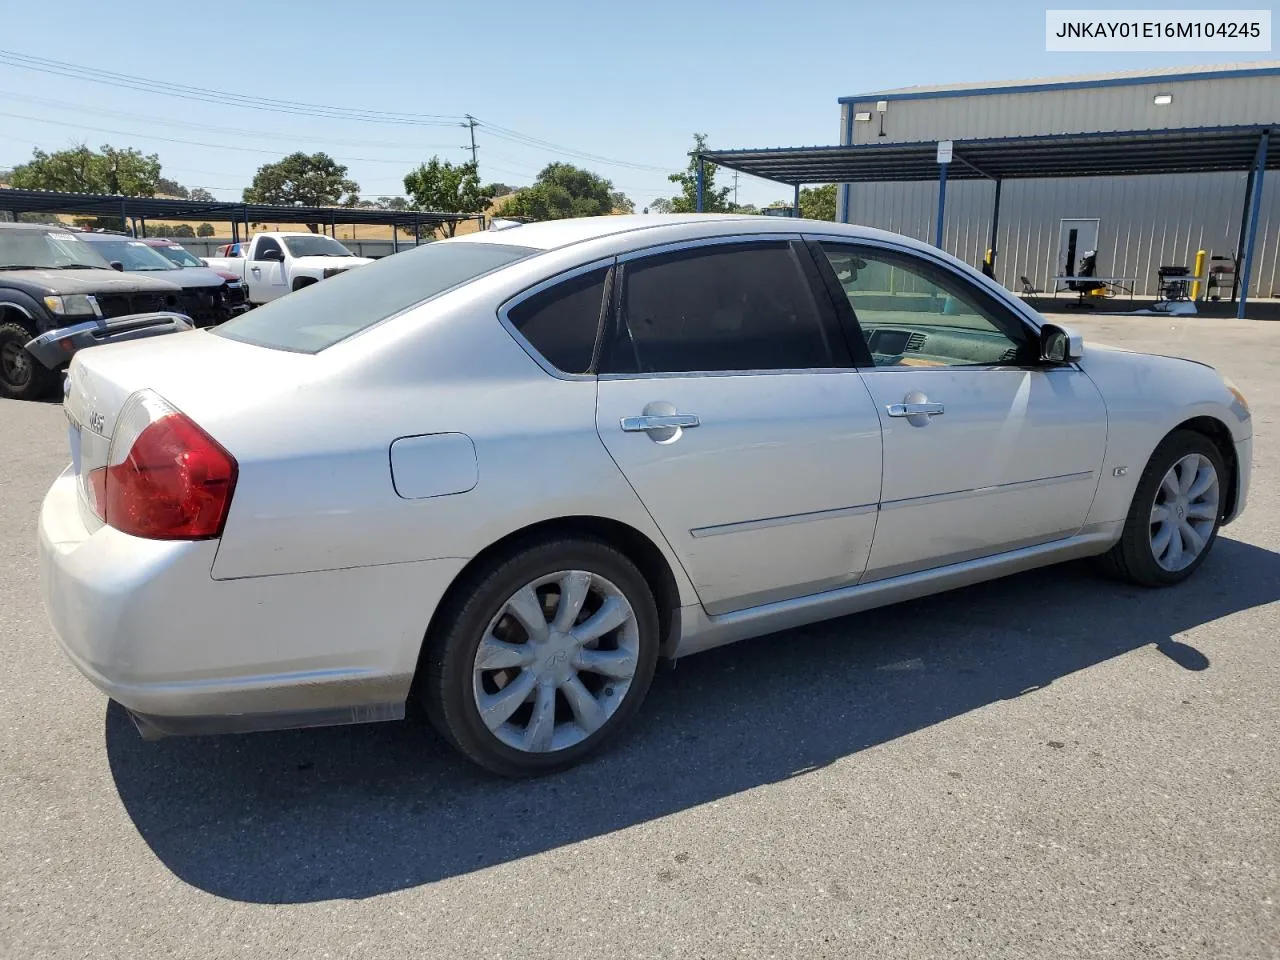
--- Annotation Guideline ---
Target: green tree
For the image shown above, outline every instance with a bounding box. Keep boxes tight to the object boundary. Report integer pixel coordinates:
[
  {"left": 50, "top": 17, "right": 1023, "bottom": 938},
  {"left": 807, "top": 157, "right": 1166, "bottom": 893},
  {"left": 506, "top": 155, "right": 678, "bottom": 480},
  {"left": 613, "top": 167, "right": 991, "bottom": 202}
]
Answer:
[
  {"left": 646, "top": 197, "right": 674, "bottom": 214},
  {"left": 243, "top": 152, "right": 360, "bottom": 232},
  {"left": 503, "top": 163, "right": 617, "bottom": 221},
  {"left": 731, "top": 203, "right": 760, "bottom": 215},
  {"left": 402, "top": 158, "right": 491, "bottom": 238},
  {"left": 610, "top": 191, "right": 635, "bottom": 214},
  {"left": 486, "top": 182, "right": 515, "bottom": 198},
  {"left": 799, "top": 184, "right": 837, "bottom": 221},
  {"left": 170, "top": 223, "right": 196, "bottom": 238},
  {"left": 197, "top": 222, "right": 215, "bottom": 237},
  {"left": 189, "top": 187, "right": 216, "bottom": 203},
  {"left": 376, "top": 195, "right": 409, "bottom": 211},
  {"left": 668, "top": 134, "right": 732, "bottom": 213},
  {"left": 156, "top": 177, "right": 189, "bottom": 198},
  {"left": 9, "top": 144, "right": 162, "bottom": 197}
]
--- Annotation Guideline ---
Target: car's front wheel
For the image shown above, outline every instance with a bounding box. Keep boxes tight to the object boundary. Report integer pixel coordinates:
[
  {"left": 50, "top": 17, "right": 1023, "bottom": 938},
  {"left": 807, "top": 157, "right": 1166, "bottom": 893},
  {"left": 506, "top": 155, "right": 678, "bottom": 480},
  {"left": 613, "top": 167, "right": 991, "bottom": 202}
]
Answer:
[
  {"left": 1101, "top": 429, "right": 1227, "bottom": 586},
  {"left": 420, "top": 538, "right": 660, "bottom": 776},
  {"left": 0, "top": 321, "right": 56, "bottom": 401}
]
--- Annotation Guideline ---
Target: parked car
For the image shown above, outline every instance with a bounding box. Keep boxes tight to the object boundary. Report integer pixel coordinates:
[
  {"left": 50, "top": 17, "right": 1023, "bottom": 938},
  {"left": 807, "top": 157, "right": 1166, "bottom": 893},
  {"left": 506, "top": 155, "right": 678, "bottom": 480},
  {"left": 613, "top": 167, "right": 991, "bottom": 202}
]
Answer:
[
  {"left": 76, "top": 233, "right": 240, "bottom": 328},
  {"left": 140, "top": 238, "right": 250, "bottom": 315},
  {"left": 203, "top": 232, "right": 373, "bottom": 306},
  {"left": 0, "top": 223, "right": 192, "bottom": 400},
  {"left": 39, "top": 215, "right": 1252, "bottom": 776}
]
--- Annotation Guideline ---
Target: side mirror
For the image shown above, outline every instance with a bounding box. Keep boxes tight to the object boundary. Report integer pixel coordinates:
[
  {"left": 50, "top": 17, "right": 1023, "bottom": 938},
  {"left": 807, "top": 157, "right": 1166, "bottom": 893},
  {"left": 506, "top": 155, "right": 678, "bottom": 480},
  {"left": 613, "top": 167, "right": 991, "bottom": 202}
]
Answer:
[
  {"left": 258, "top": 248, "right": 283, "bottom": 262},
  {"left": 1040, "top": 322, "right": 1083, "bottom": 364},
  {"left": 109, "top": 261, "right": 125, "bottom": 272},
  {"left": 199, "top": 258, "right": 209, "bottom": 267}
]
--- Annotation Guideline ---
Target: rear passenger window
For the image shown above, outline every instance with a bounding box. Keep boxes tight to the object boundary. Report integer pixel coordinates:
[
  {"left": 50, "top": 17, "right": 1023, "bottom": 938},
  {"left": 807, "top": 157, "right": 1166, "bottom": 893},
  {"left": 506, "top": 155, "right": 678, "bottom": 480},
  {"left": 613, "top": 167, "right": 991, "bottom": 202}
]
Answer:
[
  {"left": 506, "top": 267, "right": 609, "bottom": 375},
  {"left": 604, "top": 241, "right": 835, "bottom": 374}
]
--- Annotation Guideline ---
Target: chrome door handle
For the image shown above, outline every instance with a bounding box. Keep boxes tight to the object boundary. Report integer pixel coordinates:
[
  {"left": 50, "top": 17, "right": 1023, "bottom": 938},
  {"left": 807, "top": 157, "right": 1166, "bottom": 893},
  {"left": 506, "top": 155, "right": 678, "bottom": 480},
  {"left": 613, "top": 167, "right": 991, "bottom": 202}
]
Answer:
[
  {"left": 620, "top": 414, "right": 700, "bottom": 432},
  {"left": 886, "top": 402, "right": 945, "bottom": 418}
]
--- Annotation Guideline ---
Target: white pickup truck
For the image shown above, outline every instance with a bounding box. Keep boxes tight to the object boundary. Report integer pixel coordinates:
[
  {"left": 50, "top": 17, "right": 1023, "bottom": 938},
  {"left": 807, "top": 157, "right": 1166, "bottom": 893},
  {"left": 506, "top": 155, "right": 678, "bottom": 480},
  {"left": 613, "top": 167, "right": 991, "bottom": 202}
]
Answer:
[{"left": 203, "top": 232, "right": 373, "bottom": 306}]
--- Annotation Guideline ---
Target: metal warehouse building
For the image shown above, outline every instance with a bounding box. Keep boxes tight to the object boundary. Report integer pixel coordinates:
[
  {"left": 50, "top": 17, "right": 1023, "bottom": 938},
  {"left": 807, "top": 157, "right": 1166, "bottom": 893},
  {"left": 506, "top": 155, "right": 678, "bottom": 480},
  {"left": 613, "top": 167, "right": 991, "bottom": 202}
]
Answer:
[{"left": 833, "top": 62, "right": 1279, "bottom": 300}]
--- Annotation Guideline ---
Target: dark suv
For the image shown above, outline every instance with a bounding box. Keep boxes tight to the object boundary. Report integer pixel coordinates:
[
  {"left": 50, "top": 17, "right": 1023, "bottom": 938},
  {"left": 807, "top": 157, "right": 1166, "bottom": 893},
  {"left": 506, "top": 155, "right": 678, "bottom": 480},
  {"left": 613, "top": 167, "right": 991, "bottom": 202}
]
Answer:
[
  {"left": 76, "top": 232, "right": 240, "bottom": 328},
  {"left": 0, "top": 223, "right": 191, "bottom": 400}
]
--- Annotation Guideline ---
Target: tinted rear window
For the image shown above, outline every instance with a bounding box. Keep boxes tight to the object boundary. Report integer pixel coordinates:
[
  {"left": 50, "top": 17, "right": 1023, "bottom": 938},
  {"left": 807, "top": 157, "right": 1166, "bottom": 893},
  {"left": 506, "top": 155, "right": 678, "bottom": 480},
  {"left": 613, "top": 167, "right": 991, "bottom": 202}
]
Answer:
[{"left": 213, "top": 241, "right": 535, "bottom": 353}]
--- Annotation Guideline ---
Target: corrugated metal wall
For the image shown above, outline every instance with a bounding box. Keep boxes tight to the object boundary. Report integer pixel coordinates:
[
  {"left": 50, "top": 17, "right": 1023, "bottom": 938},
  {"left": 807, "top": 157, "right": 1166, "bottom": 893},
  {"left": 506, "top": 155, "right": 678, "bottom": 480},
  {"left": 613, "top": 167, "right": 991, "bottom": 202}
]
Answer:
[
  {"left": 846, "top": 74, "right": 1280, "bottom": 143},
  {"left": 844, "top": 171, "right": 1279, "bottom": 298}
]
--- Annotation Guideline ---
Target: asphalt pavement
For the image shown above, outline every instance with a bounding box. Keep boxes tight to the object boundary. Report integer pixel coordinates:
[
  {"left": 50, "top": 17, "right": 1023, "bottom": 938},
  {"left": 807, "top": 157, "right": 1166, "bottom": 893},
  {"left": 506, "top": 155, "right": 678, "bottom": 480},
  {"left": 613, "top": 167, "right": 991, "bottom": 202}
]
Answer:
[{"left": 0, "top": 314, "right": 1276, "bottom": 959}]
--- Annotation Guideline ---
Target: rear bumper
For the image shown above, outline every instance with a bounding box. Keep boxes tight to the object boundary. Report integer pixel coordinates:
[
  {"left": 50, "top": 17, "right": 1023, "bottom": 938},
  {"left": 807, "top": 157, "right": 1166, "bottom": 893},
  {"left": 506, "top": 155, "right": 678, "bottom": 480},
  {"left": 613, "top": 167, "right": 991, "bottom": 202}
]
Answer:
[
  {"left": 38, "top": 467, "right": 467, "bottom": 733},
  {"left": 25, "top": 313, "right": 193, "bottom": 371}
]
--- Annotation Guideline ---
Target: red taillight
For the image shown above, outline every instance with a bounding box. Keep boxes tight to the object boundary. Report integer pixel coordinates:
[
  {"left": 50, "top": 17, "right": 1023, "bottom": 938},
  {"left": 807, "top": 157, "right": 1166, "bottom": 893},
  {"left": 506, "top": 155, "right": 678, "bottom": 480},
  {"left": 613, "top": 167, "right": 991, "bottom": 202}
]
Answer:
[{"left": 90, "top": 392, "right": 237, "bottom": 540}]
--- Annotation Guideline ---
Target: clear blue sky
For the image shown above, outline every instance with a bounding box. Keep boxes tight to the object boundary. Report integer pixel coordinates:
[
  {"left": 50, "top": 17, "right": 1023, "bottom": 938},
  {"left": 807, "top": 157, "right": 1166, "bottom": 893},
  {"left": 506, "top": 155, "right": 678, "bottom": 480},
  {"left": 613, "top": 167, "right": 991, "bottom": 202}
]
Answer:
[{"left": 0, "top": 0, "right": 1269, "bottom": 209}]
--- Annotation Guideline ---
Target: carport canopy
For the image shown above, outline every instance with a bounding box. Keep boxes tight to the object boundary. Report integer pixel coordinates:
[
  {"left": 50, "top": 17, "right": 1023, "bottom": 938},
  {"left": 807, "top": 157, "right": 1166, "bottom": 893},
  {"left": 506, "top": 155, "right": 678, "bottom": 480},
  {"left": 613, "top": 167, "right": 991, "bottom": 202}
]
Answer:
[
  {"left": 0, "top": 187, "right": 481, "bottom": 247},
  {"left": 696, "top": 125, "right": 1275, "bottom": 317}
]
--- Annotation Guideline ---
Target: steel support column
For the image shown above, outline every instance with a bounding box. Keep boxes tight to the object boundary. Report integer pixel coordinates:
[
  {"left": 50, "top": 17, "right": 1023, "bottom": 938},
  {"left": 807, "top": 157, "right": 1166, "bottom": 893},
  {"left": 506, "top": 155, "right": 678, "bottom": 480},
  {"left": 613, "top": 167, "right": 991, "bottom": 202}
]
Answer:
[
  {"left": 1231, "top": 166, "right": 1255, "bottom": 302},
  {"left": 988, "top": 179, "right": 1003, "bottom": 271},
  {"left": 1237, "top": 131, "right": 1269, "bottom": 319},
  {"left": 793, "top": 183, "right": 801, "bottom": 217},
  {"left": 839, "top": 105, "right": 855, "bottom": 224},
  {"left": 695, "top": 157, "right": 705, "bottom": 213},
  {"left": 934, "top": 162, "right": 949, "bottom": 249}
]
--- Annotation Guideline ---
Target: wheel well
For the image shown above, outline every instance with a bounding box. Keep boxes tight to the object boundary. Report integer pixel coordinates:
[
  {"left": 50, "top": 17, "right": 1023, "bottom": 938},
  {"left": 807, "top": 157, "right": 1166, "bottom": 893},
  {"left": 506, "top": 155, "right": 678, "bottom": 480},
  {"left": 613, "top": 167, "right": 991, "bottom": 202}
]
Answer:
[
  {"left": 418, "top": 516, "right": 684, "bottom": 678},
  {"left": 1172, "top": 415, "right": 1239, "bottom": 519},
  {"left": 291, "top": 276, "right": 317, "bottom": 291},
  {"left": 0, "top": 303, "right": 37, "bottom": 335}
]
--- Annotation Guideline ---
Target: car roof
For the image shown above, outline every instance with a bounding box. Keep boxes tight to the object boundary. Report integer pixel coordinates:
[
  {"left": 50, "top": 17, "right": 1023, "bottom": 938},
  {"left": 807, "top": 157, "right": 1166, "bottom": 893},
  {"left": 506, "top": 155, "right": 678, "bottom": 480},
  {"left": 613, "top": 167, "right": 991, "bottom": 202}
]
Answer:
[
  {"left": 0, "top": 222, "right": 73, "bottom": 232},
  {"left": 450, "top": 213, "right": 925, "bottom": 254}
]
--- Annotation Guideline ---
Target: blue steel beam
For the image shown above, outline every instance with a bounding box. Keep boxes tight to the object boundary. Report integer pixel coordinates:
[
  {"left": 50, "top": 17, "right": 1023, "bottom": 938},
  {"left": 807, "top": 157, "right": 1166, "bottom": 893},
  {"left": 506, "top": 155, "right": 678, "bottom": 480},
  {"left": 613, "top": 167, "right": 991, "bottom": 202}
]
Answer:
[{"left": 1237, "top": 131, "right": 1269, "bottom": 319}]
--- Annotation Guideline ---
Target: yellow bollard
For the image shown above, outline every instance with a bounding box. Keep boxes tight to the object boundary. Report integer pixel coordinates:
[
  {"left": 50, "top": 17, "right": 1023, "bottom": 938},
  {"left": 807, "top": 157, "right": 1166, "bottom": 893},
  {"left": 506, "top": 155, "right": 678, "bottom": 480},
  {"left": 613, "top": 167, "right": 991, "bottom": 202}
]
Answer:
[{"left": 1191, "top": 249, "right": 1206, "bottom": 301}]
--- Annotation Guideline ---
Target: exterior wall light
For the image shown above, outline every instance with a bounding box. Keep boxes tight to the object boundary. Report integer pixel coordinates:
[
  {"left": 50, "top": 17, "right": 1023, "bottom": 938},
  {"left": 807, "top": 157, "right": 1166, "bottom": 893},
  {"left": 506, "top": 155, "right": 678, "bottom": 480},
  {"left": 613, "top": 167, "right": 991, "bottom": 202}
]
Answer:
[{"left": 1153, "top": 93, "right": 1173, "bottom": 106}]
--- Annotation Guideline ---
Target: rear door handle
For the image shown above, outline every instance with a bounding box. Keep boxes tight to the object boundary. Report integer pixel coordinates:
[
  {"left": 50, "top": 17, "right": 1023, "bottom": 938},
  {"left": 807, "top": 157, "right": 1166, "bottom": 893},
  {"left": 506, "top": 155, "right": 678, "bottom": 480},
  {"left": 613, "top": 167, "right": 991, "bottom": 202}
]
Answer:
[
  {"left": 886, "top": 402, "right": 945, "bottom": 418},
  {"left": 620, "top": 414, "right": 700, "bottom": 432}
]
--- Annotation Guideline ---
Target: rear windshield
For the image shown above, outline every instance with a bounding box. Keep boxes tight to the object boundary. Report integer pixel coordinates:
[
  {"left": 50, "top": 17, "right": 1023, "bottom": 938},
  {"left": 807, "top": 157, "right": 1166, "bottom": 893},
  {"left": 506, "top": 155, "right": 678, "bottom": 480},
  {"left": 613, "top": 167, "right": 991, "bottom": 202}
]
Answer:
[{"left": 213, "top": 241, "right": 536, "bottom": 353}]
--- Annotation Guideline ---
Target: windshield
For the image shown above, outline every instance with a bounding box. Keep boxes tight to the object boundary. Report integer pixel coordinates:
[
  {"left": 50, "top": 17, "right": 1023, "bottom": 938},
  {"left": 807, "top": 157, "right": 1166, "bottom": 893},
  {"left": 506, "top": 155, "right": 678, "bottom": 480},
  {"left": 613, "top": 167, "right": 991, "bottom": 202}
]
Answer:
[
  {"left": 282, "top": 235, "right": 355, "bottom": 258},
  {"left": 153, "top": 245, "right": 205, "bottom": 268},
  {"left": 83, "top": 238, "right": 180, "bottom": 271},
  {"left": 215, "top": 241, "right": 535, "bottom": 353},
  {"left": 0, "top": 229, "right": 112, "bottom": 270}
]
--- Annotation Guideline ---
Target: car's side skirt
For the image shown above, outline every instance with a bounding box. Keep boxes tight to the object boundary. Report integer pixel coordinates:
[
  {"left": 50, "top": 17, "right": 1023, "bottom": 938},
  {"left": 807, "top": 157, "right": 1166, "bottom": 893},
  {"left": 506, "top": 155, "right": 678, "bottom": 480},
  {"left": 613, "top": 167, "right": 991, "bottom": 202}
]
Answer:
[{"left": 674, "top": 521, "right": 1123, "bottom": 658}]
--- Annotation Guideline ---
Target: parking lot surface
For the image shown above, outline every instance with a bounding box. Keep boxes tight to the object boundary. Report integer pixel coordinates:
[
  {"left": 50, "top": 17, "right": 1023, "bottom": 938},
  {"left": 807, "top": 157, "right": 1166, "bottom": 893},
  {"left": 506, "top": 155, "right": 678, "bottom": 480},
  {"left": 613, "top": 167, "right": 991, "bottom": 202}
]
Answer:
[{"left": 1, "top": 314, "right": 1276, "bottom": 959}]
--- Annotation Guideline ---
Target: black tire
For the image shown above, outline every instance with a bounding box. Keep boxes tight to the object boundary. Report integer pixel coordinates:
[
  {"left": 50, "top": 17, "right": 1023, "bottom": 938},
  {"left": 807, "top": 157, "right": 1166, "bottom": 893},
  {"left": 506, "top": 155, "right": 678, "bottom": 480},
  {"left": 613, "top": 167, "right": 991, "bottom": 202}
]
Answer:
[
  {"left": 292, "top": 277, "right": 317, "bottom": 292},
  {"left": 0, "top": 320, "right": 56, "bottom": 401},
  {"left": 420, "top": 538, "right": 660, "bottom": 777},
  {"left": 1099, "top": 429, "right": 1227, "bottom": 587}
]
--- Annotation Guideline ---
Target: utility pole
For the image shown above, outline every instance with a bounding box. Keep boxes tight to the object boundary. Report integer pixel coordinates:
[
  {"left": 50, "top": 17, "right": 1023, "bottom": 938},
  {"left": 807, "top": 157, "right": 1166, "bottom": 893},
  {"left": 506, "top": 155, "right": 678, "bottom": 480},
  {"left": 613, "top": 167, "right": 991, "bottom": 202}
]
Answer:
[
  {"left": 464, "top": 114, "right": 479, "bottom": 170},
  {"left": 732, "top": 171, "right": 739, "bottom": 208}
]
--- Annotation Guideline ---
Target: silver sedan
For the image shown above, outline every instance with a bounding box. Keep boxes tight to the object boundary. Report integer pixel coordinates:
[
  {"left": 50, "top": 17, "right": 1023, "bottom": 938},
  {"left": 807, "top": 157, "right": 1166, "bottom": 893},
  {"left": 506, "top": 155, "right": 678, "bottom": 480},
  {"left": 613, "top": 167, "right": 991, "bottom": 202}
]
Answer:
[{"left": 38, "top": 215, "right": 1253, "bottom": 776}]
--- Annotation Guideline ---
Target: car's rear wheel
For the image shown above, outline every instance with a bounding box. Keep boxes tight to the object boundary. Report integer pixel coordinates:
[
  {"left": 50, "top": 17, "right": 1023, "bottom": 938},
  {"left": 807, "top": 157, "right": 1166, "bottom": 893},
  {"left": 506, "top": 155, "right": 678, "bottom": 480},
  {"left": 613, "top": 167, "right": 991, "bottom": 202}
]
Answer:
[
  {"left": 420, "top": 538, "right": 659, "bottom": 776},
  {"left": 0, "top": 320, "right": 55, "bottom": 401},
  {"left": 1100, "top": 429, "right": 1226, "bottom": 586}
]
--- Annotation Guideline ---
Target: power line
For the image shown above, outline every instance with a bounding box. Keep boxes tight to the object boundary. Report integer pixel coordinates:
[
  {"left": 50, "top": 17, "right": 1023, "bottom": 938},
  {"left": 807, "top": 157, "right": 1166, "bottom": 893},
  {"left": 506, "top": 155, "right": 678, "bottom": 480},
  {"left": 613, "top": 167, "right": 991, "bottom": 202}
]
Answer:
[
  {"left": 0, "top": 49, "right": 468, "bottom": 126},
  {"left": 0, "top": 91, "right": 458, "bottom": 151},
  {"left": 0, "top": 110, "right": 439, "bottom": 165},
  {"left": 0, "top": 50, "right": 675, "bottom": 175},
  {"left": 473, "top": 119, "right": 671, "bottom": 173}
]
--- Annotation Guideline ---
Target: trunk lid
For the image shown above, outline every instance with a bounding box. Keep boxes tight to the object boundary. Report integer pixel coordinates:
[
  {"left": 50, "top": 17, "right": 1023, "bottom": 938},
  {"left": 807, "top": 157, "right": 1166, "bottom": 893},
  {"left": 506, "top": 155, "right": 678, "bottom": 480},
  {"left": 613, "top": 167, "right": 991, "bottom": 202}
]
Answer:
[{"left": 62, "top": 330, "right": 318, "bottom": 532}]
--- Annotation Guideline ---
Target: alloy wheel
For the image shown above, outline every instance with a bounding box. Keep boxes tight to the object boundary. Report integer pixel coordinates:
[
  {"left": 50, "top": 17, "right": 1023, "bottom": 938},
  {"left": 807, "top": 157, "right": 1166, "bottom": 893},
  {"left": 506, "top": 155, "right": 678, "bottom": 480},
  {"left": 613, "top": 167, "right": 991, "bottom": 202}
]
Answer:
[
  {"left": 471, "top": 570, "right": 640, "bottom": 754},
  {"left": 1150, "top": 453, "right": 1219, "bottom": 572}
]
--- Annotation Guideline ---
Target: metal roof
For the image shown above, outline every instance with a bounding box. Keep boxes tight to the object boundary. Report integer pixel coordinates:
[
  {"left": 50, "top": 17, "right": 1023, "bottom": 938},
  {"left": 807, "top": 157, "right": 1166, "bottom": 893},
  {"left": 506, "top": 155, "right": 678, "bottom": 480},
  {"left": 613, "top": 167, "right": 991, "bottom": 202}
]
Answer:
[
  {"left": 842, "top": 61, "right": 1280, "bottom": 102},
  {"left": 700, "top": 126, "right": 1278, "bottom": 186},
  {"left": 0, "top": 188, "right": 477, "bottom": 228}
]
